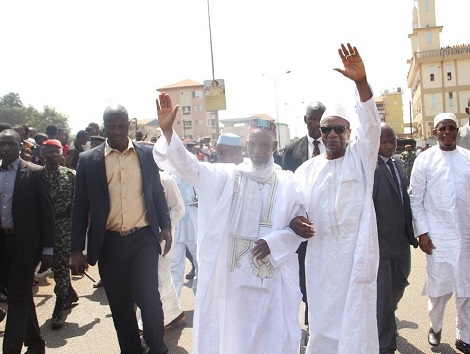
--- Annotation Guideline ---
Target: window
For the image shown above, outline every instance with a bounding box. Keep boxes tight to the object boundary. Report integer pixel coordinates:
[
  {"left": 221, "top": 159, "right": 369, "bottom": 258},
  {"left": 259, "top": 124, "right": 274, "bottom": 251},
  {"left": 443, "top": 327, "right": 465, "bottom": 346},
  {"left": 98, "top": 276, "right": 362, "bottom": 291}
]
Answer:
[
  {"left": 192, "top": 91, "right": 203, "bottom": 99},
  {"left": 447, "top": 64, "right": 452, "bottom": 80},
  {"left": 426, "top": 31, "right": 432, "bottom": 45},
  {"left": 182, "top": 106, "right": 191, "bottom": 115},
  {"left": 449, "top": 92, "right": 454, "bottom": 107},
  {"left": 211, "top": 119, "right": 216, "bottom": 127},
  {"left": 195, "top": 104, "right": 203, "bottom": 111},
  {"left": 431, "top": 94, "right": 436, "bottom": 109},
  {"left": 424, "top": 0, "right": 429, "bottom": 12},
  {"left": 429, "top": 67, "right": 435, "bottom": 82},
  {"left": 181, "top": 91, "right": 185, "bottom": 95},
  {"left": 196, "top": 120, "right": 202, "bottom": 126},
  {"left": 183, "top": 120, "right": 192, "bottom": 128}
]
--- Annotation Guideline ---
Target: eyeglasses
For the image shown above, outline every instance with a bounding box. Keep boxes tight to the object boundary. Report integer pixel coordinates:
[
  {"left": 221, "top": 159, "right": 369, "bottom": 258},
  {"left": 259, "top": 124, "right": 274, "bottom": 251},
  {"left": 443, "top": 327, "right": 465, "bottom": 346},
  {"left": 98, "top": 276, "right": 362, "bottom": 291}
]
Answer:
[
  {"left": 320, "top": 126, "right": 349, "bottom": 134},
  {"left": 437, "top": 125, "right": 458, "bottom": 132}
]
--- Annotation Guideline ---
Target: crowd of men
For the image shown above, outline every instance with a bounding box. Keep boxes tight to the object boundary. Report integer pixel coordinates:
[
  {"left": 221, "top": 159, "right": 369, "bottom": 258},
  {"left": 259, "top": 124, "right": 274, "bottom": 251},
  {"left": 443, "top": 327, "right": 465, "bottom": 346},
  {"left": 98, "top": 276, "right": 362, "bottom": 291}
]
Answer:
[{"left": 0, "top": 43, "right": 470, "bottom": 354}]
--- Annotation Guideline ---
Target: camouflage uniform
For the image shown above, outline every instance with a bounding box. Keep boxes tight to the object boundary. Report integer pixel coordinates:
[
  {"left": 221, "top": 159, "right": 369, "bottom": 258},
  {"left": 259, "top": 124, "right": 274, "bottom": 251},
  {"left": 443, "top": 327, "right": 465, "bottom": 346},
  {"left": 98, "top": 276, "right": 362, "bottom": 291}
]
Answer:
[
  {"left": 44, "top": 166, "right": 76, "bottom": 298},
  {"left": 400, "top": 150, "right": 416, "bottom": 185}
]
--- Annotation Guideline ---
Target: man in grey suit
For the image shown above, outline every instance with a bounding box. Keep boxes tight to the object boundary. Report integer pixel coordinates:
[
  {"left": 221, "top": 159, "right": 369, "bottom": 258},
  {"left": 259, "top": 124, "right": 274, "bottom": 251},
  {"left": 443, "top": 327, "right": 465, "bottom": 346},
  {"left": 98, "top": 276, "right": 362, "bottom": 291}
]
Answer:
[
  {"left": 457, "top": 97, "right": 470, "bottom": 150},
  {"left": 281, "top": 101, "right": 325, "bottom": 331},
  {"left": 372, "top": 123, "right": 418, "bottom": 354}
]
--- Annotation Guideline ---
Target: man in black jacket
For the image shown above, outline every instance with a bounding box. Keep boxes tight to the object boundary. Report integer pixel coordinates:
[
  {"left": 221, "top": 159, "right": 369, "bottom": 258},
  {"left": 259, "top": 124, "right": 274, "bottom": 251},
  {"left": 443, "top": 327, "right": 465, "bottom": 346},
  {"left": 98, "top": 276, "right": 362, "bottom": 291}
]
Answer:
[
  {"left": 373, "top": 123, "right": 418, "bottom": 354},
  {"left": 0, "top": 129, "right": 55, "bottom": 354}
]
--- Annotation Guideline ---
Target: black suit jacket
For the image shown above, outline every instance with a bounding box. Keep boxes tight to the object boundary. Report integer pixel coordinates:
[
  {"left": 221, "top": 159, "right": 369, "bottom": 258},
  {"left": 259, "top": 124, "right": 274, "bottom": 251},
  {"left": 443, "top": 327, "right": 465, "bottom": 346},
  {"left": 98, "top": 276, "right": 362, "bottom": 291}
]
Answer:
[
  {"left": 11, "top": 159, "right": 56, "bottom": 263},
  {"left": 70, "top": 142, "right": 171, "bottom": 265},
  {"left": 282, "top": 136, "right": 309, "bottom": 172},
  {"left": 372, "top": 157, "right": 418, "bottom": 259}
]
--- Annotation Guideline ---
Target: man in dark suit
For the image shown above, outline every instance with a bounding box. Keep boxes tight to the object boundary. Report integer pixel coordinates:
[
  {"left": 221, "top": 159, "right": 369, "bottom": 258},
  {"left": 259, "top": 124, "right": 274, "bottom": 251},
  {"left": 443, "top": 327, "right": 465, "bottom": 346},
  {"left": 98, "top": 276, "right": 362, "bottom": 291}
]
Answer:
[
  {"left": 373, "top": 123, "right": 418, "bottom": 354},
  {"left": 281, "top": 101, "right": 326, "bottom": 331},
  {"left": 0, "top": 129, "right": 55, "bottom": 354},
  {"left": 70, "top": 104, "right": 172, "bottom": 354}
]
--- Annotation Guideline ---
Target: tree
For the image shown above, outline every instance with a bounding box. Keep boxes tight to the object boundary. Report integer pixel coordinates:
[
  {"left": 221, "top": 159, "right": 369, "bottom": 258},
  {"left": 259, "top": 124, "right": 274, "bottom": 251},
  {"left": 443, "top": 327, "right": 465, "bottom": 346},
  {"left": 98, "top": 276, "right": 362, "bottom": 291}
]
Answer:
[{"left": 0, "top": 92, "right": 70, "bottom": 134}]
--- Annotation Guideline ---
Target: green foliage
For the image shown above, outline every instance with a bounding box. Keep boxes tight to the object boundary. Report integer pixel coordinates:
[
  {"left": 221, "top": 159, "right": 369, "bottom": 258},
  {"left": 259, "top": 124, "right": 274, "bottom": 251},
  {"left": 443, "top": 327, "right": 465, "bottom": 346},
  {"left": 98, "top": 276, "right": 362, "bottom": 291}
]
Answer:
[{"left": 0, "top": 92, "right": 70, "bottom": 134}]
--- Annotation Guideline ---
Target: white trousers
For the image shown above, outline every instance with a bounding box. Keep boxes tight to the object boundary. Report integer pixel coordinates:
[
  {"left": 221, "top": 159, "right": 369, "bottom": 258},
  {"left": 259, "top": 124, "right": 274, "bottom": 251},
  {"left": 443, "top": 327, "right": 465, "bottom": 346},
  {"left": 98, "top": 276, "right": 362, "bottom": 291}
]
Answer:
[
  {"left": 429, "top": 294, "right": 470, "bottom": 343},
  {"left": 171, "top": 239, "right": 197, "bottom": 297}
]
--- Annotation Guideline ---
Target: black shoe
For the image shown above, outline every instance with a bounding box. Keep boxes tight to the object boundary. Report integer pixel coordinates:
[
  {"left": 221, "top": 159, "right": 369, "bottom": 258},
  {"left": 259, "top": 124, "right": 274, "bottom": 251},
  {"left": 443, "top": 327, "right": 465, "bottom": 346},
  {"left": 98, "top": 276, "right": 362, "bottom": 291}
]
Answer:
[
  {"left": 63, "top": 288, "right": 79, "bottom": 310},
  {"left": 51, "top": 297, "right": 66, "bottom": 329},
  {"left": 185, "top": 268, "right": 195, "bottom": 280},
  {"left": 456, "top": 339, "right": 470, "bottom": 354},
  {"left": 428, "top": 327, "right": 441, "bottom": 346},
  {"left": 0, "top": 308, "right": 5, "bottom": 322}
]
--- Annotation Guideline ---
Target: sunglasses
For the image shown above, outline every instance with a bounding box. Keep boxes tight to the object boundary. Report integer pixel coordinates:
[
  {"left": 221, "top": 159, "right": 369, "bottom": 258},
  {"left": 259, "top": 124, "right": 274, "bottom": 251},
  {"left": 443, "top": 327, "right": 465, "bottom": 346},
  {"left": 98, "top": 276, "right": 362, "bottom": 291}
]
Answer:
[{"left": 320, "top": 126, "right": 349, "bottom": 134}]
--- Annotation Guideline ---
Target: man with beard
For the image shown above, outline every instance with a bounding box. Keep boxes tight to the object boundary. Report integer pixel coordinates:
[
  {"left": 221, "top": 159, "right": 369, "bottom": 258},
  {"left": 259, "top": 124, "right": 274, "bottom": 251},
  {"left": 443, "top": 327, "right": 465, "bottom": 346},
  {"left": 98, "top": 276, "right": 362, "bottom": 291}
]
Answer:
[{"left": 154, "top": 93, "right": 307, "bottom": 354}]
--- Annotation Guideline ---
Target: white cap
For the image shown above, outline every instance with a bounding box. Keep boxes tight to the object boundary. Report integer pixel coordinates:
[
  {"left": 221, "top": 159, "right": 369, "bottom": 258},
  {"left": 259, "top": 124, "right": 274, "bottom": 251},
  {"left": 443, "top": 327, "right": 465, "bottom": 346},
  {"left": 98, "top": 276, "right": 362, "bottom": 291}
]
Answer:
[
  {"left": 434, "top": 112, "right": 458, "bottom": 127},
  {"left": 217, "top": 133, "right": 242, "bottom": 147},
  {"left": 320, "top": 102, "right": 350, "bottom": 124}
]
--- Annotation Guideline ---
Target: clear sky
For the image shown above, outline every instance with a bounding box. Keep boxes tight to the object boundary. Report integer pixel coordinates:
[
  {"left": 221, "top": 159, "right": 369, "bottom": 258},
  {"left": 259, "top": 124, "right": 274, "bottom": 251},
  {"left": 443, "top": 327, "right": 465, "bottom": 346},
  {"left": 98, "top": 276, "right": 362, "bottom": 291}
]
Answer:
[{"left": 1, "top": 0, "right": 469, "bottom": 137}]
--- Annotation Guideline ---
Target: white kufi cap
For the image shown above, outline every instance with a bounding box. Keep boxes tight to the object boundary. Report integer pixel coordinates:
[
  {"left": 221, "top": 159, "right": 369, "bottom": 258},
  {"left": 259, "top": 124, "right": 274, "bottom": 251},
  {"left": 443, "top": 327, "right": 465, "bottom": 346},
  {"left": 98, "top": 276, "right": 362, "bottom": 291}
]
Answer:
[
  {"left": 320, "top": 102, "right": 350, "bottom": 124},
  {"left": 217, "top": 133, "right": 242, "bottom": 147},
  {"left": 433, "top": 112, "right": 458, "bottom": 127}
]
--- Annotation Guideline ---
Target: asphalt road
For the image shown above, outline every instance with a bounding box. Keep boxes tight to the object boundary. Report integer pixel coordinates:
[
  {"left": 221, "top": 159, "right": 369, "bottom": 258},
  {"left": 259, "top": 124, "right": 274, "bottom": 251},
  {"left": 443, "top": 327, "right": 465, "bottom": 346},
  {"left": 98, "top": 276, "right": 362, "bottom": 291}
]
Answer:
[{"left": 0, "top": 250, "right": 460, "bottom": 353}]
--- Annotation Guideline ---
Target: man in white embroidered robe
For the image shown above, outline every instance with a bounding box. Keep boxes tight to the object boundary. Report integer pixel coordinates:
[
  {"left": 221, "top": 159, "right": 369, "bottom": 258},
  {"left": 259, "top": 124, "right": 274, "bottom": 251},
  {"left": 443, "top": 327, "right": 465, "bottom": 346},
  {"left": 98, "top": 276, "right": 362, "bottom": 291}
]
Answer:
[
  {"left": 153, "top": 102, "right": 306, "bottom": 354},
  {"left": 291, "top": 43, "right": 381, "bottom": 354},
  {"left": 410, "top": 112, "right": 470, "bottom": 353}
]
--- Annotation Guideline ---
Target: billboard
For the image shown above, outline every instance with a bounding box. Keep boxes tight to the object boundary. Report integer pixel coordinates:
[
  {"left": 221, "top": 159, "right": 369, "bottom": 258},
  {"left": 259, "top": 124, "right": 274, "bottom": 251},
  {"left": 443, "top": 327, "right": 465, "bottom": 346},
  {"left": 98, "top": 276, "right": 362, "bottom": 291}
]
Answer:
[{"left": 203, "top": 79, "right": 226, "bottom": 111}]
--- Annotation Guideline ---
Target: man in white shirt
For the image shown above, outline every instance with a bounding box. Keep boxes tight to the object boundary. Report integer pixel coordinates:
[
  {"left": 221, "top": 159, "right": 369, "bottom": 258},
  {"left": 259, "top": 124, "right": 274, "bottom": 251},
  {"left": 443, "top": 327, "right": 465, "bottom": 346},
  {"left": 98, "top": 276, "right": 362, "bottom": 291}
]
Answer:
[{"left": 410, "top": 112, "right": 470, "bottom": 354}]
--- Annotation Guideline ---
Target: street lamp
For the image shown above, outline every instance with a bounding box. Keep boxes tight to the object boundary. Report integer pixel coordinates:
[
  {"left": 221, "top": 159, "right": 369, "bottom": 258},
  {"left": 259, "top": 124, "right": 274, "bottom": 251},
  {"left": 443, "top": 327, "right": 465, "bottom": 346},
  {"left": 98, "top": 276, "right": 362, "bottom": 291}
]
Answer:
[
  {"left": 262, "top": 70, "right": 291, "bottom": 148},
  {"left": 284, "top": 101, "right": 304, "bottom": 140}
]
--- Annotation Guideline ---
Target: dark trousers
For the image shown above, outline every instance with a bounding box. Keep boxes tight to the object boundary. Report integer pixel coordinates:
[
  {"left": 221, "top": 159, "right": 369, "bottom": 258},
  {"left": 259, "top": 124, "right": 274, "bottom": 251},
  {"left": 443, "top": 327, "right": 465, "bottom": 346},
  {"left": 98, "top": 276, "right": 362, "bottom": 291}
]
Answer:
[
  {"left": 297, "top": 241, "right": 308, "bottom": 325},
  {"left": 0, "top": 233, "right": 44, "bottom": 354},
  {"left": 98, "top": 227, "right": 167, "bottom": 354},
  {"left": 377, "top": 247, "right": 411, "bottom": 354}
]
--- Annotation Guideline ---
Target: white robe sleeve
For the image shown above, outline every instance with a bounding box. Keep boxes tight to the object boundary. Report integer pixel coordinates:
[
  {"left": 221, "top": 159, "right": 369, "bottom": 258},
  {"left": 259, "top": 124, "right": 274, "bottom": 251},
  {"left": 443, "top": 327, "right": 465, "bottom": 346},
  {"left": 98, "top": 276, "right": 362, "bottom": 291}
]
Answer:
[
  {"left": 153, "top": 130, "right": 204, "bottom": 188},
  {"left": 409, "top": 154, "right": 429, "bottom": 237}
]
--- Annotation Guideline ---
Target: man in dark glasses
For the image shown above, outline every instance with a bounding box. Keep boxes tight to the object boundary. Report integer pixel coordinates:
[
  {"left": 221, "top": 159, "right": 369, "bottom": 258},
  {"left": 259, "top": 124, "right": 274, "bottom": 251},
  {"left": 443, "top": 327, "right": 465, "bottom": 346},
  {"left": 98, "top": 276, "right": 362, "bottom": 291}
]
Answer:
[
  {"left": 291, "top": 43, "right": 382, "bottom": 353},
  {"left": 410, "top": 113, "right": 470, "bottom": 353}
]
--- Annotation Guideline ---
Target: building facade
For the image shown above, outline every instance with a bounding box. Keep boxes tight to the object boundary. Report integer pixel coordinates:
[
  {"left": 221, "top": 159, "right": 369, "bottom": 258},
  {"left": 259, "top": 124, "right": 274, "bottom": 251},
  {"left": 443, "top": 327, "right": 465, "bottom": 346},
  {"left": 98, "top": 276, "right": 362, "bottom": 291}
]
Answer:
[
  {"left": 156, "top": 79, "right": 218, "bottom": 142},
  {"left": 407, "top": 0, "right": 470, "bottom": 140},
  {"left": 375, "top": 88, "right": 406, "bottom": 135}
]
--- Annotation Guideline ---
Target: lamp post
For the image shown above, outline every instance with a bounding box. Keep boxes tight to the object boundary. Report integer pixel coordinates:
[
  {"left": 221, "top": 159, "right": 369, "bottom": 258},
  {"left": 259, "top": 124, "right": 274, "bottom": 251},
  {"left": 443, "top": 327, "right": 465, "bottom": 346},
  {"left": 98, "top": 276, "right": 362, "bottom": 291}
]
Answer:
[
  {"left": 262, "top": 70, "right": 291, "bottom": 148},
  {"left": 206, "top": 0, "right": 220, "bottom": 141},
  {"left": 284, "top": 101, "right": 304, "bottom": 140}
]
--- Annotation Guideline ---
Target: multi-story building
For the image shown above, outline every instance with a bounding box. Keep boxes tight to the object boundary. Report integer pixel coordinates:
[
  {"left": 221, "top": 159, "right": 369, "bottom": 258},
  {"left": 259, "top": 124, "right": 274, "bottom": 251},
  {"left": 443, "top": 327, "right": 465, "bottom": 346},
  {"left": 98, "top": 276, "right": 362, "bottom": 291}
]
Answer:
[
  {"left": 407, "top": 0, "right": 470, "bottom": 140},
  {"left": 156, "top": 79, "right": 218, "bottom": 142},
  {"left": 375, "top": 88, "right": 407, "bottom": 135}
]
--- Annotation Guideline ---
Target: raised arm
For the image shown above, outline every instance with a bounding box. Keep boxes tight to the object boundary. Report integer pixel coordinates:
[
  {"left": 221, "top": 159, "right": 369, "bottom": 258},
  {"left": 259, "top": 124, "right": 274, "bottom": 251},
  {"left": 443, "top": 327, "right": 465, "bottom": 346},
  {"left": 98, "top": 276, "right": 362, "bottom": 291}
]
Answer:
[
  {"left": 156, "top": 92, "right": 180, "bottom": 143},
  {"left": 334, "top": 43, "right": 372, "bottom": 102}
]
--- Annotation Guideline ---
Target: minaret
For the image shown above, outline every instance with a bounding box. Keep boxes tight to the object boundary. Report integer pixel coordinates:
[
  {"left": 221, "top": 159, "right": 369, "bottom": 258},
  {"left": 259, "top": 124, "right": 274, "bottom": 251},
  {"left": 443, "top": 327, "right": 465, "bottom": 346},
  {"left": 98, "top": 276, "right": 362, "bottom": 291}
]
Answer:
[{"left": 409, "top": 0, "right": 442, "bottom": 53}]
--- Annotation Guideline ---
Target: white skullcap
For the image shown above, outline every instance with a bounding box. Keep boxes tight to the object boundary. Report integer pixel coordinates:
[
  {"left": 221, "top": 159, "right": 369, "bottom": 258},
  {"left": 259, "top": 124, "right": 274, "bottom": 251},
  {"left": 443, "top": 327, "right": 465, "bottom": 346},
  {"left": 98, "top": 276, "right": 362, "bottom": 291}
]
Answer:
[
  {"left": 434, "top": 112, "right": 458, "bottom": 127},
  {"left": 217, "top": 133, "right": 242, "bottom": 147},
  {"left": 320, "top": 102, "right": 350, "bottom": 124}
]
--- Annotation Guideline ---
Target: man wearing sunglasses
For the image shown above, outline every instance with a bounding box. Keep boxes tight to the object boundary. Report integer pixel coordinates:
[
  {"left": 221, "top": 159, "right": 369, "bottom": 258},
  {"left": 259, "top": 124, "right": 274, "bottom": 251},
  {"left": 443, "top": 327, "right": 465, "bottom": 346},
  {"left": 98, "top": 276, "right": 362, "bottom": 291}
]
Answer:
[
  {"left": 410, "top": 113, "right": 470, "bottom": 353},
  {"left": 291, "top": 43, "right": 381, "bottom": 353}
]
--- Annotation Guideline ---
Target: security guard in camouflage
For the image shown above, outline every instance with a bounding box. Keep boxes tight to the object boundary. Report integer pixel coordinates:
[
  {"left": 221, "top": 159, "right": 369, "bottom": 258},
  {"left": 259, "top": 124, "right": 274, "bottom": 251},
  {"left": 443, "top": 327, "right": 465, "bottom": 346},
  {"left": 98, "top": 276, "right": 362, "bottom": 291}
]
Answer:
[{"left": 43, "top": 139, "right": 78, "bottom": 329}]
